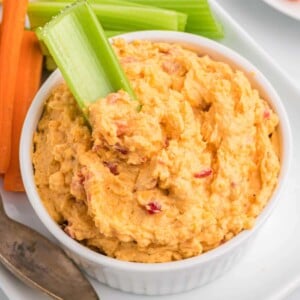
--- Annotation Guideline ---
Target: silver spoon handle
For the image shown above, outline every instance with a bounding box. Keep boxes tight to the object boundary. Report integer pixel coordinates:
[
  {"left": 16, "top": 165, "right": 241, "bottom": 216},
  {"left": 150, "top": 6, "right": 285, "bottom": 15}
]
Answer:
[
  {"left": 0, "top": 193, "right": 9, "bottom": 220},
  {"left": 0, "top": 192, "right": 99, "bottom": 299}
]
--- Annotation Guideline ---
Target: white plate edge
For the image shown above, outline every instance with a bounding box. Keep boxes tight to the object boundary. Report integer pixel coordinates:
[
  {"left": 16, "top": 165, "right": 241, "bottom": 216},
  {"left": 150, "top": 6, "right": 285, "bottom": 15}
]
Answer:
[
  {"left": 0, "top": 1, "right": 300, "bottom": 299},
  {"left": 262, "top": 0, "right": 300, "bottom": 21}
]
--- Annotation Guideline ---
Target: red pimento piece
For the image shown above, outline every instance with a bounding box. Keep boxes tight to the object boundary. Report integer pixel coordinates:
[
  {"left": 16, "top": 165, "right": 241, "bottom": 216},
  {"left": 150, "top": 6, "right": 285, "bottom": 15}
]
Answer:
[
  {"left": 64, "top": 226, "right": 75, "bottom": 239},
  {"left": 107, "top": 93, "right": 119, "bottom": 105},
  {"left": 157, "top": 158, "right": 166, "bottom": 165},
  {"left": 145, "top": 201, "right": 162, "bottom": 214},
  {"left": 162, "top": 61, "right": 180, "bottom": 75},
  {"left": 115, "top": 119, "right": 129, "bottom": 136},
  {"left": 92, "top": 144, "right": 101, "bottom": 152},
  {"left": 80, "top": 166, "right": 90, "bottom": 180},
  {"left": 164, "top": 137, "right": 170, "bottom": 148},
  {"left": 263, "top": 109, "right": 270, "bottom": 119},
  {"left": 77, "top": 171, "right": 85, "bottom": 184},
  {"left": 103, "top": 161, "right": 119, "bottom": 175},
  {"left": 114, "top": 143, "right": 128, "bottom": 155},
  {"left": 86, "top": 192, "right": 92, "bottom": 203},
  {"left": 194, "top": 168, "right": 212, "bottom": 178}
]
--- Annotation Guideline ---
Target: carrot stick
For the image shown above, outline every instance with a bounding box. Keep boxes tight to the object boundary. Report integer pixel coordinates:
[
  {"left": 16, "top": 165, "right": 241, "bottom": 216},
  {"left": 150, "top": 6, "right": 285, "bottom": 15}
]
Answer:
[
  {"left": 0, "top": 0, "right": 29, "bottom": 173},
  {"left": 4, "top": 31, "right": 43, "bottom": 192}
]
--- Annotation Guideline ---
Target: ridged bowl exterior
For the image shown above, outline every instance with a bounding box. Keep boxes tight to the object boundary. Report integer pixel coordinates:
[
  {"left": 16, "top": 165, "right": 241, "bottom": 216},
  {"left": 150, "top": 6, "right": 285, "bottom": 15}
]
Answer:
[{"left": 62, "top": 235, "right": 253, "bottom": 295}]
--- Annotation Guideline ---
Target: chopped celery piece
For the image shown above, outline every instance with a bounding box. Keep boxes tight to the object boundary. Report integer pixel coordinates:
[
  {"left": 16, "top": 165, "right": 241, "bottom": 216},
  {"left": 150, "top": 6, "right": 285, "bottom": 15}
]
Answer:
[
  {"left": 28, "top": 1, "right": 187, "bottom": 31},
  {"left": 37, "top": 1, "right": 135, "bottom": 109}
]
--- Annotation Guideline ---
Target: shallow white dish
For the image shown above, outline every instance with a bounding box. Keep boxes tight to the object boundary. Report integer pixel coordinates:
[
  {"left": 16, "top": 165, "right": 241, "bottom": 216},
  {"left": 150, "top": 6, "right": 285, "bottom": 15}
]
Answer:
[
  {"left": 1, "top": 0, "right": 300, "bottom": 299},
  {"left": 262, "top": 0, "right": 300, "bottom": 20}
]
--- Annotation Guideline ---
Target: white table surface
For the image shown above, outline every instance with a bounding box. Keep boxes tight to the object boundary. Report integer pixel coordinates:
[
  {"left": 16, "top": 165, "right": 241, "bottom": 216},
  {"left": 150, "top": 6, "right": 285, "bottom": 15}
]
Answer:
[
  {"left": 215, "top": 0, "right": 300, "bottom": 84},
  {"left": 0, "top": 1, "right": 300, "bottom": 299}
]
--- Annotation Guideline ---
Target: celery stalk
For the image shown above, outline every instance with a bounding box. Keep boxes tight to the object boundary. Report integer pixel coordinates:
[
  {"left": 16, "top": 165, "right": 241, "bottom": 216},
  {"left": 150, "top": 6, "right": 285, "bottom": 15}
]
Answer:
[
  {"left": 31, "top": 0, "right": 222, "bottom": 38},
  {"left": 40, "top": 28, "right": 125, "bottom": 57},
  {"left": 28, "top": 1, "right": 187, "bottom": 31},
  {"left": 37, "top": 1, "right": 135, "bottom": 109},
  {"left": 123, "top": 0, "right": 223, "bottom": 38},
  {"left": 43, "top": 30, "right": 126, "bottom": 71}
]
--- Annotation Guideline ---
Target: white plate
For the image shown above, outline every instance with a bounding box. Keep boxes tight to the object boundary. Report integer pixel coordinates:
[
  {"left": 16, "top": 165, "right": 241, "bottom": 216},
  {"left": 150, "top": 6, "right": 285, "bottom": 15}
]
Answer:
[
  {"left": 263, "top": 0, "right": 300, "bottom": 20},
  {"left": 1, "top": 1, "right": 300, "bottom": 299}
]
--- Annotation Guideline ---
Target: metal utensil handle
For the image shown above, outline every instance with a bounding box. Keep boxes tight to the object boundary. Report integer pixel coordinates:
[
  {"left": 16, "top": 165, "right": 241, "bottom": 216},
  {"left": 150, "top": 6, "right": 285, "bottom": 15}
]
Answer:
[
  {"left": 0, "top": 195, "right": 10, "bottom": 241},
  {"left": 0, "top": 193, "right": 8, "bottom": 219}
]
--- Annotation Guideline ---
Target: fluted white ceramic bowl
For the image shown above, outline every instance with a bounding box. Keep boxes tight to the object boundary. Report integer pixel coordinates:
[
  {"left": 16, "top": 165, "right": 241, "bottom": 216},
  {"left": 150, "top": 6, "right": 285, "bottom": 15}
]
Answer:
[{"left": 20, "top": 31, "right": 292, "bottom": 295}]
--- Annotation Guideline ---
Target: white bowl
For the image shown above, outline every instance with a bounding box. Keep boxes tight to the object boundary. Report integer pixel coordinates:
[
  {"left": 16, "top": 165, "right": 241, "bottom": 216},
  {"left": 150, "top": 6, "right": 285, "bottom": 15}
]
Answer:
[{"left": 20, "top": 31, "right": 292, "bottom": 295}]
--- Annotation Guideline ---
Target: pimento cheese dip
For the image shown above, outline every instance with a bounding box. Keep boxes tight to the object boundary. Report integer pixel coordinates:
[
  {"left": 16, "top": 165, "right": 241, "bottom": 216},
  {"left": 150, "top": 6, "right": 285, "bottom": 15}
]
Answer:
[{"left": 32, "top": 39, "right": 280, "bottom": 263}]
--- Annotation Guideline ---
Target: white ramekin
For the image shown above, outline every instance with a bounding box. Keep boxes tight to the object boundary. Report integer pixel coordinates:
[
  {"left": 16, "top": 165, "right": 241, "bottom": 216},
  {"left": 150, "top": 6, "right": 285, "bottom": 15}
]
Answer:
[{"left": 20, "top": 31, "right": 292, "bottom": 295}]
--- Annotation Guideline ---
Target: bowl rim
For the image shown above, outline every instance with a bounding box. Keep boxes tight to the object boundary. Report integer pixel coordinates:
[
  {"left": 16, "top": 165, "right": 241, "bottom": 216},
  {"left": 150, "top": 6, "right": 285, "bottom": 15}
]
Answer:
[{"left": 20, "top": 30, "right": 292, "bottom": 272}]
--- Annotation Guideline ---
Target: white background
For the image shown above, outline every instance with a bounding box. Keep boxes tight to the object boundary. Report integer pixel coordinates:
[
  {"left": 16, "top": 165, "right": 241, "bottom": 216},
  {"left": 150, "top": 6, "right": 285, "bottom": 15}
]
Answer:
[
  {"left": 1, "top": 0, "right": 300, "bottom": 299},
  {"left": 216, "top": 0, "right": 300, "bottom": 84}
]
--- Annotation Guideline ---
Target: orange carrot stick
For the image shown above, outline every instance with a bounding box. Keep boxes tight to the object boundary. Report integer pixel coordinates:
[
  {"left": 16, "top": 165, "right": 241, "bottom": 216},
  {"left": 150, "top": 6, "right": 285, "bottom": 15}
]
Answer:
[
  {"left": 4, "top": 31, "right": 43, "bottom": 192},
  {"left": 0, "top": 0, "right": 29, "bottom": 173}
]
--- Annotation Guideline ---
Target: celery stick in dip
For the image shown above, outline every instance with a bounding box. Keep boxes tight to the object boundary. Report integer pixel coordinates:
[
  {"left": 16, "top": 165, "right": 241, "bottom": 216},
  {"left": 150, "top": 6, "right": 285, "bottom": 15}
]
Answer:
[{"left": 36, "top": 1, "right": 136, "bottom": 110}]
